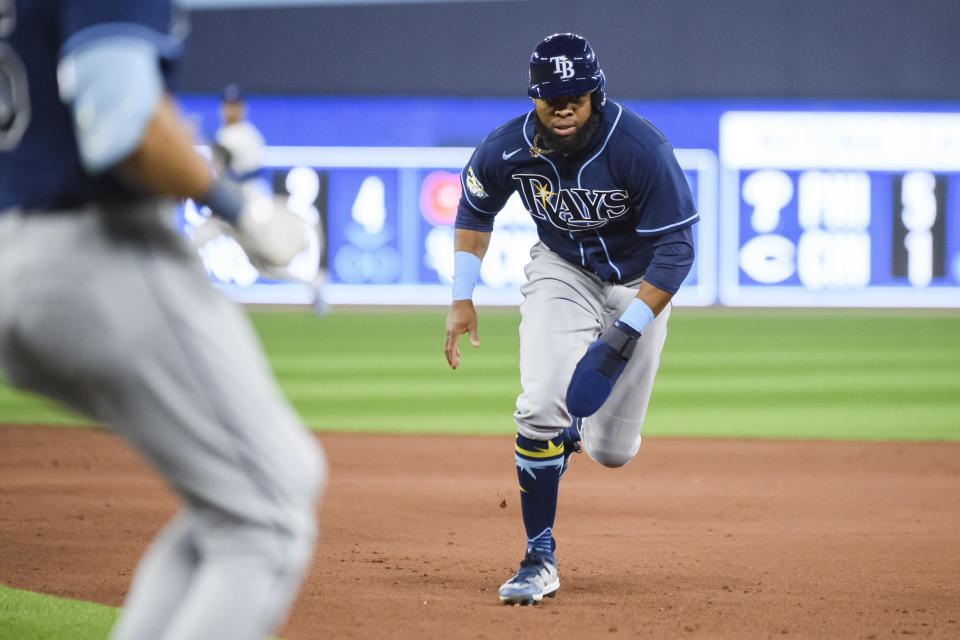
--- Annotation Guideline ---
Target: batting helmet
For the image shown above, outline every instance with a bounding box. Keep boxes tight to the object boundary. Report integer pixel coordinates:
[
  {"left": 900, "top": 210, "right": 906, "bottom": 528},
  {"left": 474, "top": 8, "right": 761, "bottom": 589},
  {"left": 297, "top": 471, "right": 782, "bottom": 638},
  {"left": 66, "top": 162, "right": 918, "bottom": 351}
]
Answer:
[
  {"left": 221, "top": 84, "right": 245, "bottom": 104},
  {"left": 528, "top": 33, "right": 606, "bottom": 109}
]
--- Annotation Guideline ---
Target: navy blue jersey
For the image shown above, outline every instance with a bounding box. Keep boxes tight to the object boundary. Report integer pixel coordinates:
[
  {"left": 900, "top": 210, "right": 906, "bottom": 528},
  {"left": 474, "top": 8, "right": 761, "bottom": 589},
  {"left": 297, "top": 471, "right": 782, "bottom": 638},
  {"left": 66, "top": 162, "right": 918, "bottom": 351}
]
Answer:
[
  {"left": 0, "top": 0, "right": 181, "bottom": 211},
  {"left": 457, "top": 101, "right": 698, "bottom": 286}
]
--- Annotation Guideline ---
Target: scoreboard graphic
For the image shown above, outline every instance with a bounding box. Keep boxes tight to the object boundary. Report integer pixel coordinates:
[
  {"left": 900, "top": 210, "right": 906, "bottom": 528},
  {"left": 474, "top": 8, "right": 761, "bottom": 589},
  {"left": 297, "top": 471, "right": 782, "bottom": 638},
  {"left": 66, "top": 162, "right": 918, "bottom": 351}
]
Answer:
[
  {"left": 718, "top": 112, "right": 960, "bottom": 307},
  {"left": 234, "top": 146, "right": 717, "bottom": 306},
  {"left": 176, "top": 96, "right": 960, "bottom": 307}
]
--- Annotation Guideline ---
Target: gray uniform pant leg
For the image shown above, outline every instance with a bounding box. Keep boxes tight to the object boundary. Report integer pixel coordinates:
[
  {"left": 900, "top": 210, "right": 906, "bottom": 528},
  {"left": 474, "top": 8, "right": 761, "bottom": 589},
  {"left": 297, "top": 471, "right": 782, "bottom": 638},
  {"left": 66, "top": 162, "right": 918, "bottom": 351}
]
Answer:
[
  {"left": 514, "top": 243, "right": 669, "bottom": 467},
  {"left": 0, "top": 207, "right": 325, "bottom": 640}
]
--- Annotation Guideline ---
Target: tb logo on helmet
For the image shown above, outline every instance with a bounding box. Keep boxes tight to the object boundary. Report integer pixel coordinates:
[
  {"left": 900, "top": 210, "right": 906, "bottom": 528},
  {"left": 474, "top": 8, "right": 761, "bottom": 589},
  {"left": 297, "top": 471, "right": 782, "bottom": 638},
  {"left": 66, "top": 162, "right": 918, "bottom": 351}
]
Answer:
[
  {"left": 528, "top": 33, "right": 606, "bottom": 109},
  {"left": 549, "top": 56, "right": 575, "bottom": 79}
]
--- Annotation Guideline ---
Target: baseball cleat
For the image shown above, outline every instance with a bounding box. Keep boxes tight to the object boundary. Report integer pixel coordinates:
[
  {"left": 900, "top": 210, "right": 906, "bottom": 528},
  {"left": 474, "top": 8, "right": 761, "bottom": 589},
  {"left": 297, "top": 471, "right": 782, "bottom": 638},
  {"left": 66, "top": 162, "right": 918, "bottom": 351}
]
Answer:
[{"left": 498, "top": 550, "right": 559, "bottom": 605}]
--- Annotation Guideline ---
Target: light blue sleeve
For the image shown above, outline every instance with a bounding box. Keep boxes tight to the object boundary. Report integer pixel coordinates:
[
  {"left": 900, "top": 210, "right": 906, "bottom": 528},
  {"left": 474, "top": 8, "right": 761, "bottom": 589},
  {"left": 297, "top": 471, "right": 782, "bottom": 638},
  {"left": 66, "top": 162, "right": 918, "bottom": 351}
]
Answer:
[{"left": 57, "top": 36, "right": 163, "bottom": 173}]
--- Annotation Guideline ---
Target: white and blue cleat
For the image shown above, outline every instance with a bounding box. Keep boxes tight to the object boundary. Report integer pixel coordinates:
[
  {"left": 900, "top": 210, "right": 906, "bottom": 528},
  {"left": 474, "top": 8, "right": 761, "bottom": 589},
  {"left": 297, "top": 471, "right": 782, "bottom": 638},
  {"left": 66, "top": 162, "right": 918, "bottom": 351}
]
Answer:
[{"left": 498, "top": 551, "right": 560, "bottom": 605}]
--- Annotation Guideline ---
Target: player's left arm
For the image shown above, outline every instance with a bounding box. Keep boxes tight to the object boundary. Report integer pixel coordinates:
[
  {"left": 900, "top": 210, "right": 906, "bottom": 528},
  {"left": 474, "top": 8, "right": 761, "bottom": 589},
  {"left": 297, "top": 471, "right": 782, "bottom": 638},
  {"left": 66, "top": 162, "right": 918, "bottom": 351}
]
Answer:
[
  {"left": 627, "top": 222, "right": 695, "bottom": 325},
  {"left": 566, "top": 224, "right": 694, "bottom": 418},
  {"left": 566, "top": 139, "right": 696, "bottom": 417},
  {"left": 617, "top": 139, "right": 698, "bottom": 331}
]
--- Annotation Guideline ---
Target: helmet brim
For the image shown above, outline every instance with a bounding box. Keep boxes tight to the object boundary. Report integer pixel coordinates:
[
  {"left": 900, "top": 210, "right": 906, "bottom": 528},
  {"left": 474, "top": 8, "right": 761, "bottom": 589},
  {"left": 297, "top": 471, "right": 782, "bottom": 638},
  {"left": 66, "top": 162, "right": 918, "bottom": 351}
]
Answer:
[{"left": 528, "top": 76, "right": 602, "bottom": 99}]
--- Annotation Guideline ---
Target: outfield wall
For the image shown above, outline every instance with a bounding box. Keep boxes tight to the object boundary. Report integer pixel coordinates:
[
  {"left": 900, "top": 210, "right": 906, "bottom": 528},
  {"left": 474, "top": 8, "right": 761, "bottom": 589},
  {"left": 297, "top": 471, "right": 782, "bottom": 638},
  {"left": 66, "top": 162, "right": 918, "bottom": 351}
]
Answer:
[
  {"left": 178, "top": 0, "right": 960, "bottom": 102},
  {"left": 178, "top": 95, "right": 960, "bottom": 308}
]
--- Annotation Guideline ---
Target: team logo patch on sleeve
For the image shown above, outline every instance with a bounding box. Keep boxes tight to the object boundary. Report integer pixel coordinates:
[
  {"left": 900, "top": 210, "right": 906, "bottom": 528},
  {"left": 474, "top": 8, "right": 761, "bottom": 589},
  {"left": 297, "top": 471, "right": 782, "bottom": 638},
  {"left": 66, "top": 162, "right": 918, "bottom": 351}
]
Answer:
[{"left": 466, "top": 166, "right": 488, "bottom": 199}]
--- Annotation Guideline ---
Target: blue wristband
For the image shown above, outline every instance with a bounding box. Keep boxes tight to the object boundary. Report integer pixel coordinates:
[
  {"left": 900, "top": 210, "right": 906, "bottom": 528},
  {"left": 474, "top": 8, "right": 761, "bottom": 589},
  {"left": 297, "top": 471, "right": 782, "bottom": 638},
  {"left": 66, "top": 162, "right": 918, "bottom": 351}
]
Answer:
[
  {"left": 198, "top": 178, "right": 244, "bottom": 224},
  {"left": 617, "top": 298, "right": 655, "bottom": 334},
  {"left": 452, "top": 251, "right": 482, "bottom": 301}
]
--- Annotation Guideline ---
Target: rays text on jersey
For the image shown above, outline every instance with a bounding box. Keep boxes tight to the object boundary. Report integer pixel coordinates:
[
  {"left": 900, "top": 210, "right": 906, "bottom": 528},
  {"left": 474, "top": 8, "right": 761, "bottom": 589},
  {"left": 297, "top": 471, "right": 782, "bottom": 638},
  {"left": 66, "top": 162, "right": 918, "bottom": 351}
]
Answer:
[{"left": 512, "top": 173, "right": 629, "bottom": 231}]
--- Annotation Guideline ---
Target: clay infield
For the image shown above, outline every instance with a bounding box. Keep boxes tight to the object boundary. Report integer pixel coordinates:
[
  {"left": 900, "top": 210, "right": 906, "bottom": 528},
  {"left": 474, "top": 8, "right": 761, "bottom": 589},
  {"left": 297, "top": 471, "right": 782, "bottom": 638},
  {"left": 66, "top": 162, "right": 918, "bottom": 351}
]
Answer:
[{"left": 1, "top": 425, "right": 959, "bottom": 638}]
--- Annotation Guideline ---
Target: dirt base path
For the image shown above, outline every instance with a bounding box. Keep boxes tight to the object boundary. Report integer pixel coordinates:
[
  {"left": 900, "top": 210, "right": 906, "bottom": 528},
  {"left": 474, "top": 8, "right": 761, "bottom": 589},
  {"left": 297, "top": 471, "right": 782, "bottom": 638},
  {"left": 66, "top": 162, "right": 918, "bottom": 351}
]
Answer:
[{"left": 2, "top": 426, "right": 959, "bottom": 639}]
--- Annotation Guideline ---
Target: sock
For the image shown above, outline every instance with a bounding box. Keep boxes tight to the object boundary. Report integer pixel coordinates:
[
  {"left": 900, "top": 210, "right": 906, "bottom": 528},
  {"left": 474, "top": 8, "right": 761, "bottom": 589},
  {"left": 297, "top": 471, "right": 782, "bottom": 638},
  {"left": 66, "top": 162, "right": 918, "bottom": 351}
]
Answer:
[
  {"left": 561, "top": 418, "right": 582, "bottom": 449},
  {"left": 514, "top": 433, "right": 565, "bottom": 557}
]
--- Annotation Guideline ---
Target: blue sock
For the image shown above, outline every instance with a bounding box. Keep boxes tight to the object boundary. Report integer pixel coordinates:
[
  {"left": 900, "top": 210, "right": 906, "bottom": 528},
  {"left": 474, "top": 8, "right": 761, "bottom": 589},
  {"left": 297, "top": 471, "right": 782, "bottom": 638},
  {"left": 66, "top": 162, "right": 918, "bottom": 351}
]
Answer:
[
  {"left": 561, "top": 418, "right": 582, "bottom": 448},
  {"left": 514, "top": 433, "right": 565, "bottom": 557}
]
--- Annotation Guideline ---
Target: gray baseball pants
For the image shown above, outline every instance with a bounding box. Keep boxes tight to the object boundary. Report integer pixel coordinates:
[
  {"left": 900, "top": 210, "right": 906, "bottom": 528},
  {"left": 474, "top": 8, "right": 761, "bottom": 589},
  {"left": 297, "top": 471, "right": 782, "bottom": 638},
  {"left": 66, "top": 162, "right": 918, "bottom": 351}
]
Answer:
[
  {"left": 514, "top": 242, "right": 670, "bottom": 467},
  {"left": 0, "top": 204, "right": 325, "bottom": 640}
]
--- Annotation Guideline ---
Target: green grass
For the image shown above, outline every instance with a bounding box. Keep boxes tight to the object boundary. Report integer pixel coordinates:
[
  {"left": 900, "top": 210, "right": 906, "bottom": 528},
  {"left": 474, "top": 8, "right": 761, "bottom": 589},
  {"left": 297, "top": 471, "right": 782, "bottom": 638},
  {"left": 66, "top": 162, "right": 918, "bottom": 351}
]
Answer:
[
  {"left": 652, "top": 308, "right": 960, "bottom": 440},
  {"left": 0, "top": 584, "right": 284, "bottom": 640},
  {"left": 0, "top": 386, "right": 94, "bottom": 426},
  {"left": 258, "top": 308, "right": 960, "bottom": 441},
  {"left": 0, "top": 585, "right": 118, "bottom": 640},
  {"left": 1, "top": 308, "right": 958, "bottom": 440}
]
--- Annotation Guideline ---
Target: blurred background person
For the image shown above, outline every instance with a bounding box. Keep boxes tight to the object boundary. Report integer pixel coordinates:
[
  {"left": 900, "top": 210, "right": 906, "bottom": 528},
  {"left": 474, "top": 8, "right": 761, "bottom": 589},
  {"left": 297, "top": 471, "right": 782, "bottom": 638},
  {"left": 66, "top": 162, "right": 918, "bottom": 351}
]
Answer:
[{"left": 213, "top": 83, "right": 268, "bottom": 193}]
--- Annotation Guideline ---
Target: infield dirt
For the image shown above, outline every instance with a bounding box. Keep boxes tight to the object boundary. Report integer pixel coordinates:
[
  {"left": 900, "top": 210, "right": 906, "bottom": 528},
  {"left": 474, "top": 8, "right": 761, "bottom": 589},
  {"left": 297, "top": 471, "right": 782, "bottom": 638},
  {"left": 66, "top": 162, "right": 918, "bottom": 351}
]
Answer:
[{"left": 1, "top": 425, "right": 959, "bottom": 639}]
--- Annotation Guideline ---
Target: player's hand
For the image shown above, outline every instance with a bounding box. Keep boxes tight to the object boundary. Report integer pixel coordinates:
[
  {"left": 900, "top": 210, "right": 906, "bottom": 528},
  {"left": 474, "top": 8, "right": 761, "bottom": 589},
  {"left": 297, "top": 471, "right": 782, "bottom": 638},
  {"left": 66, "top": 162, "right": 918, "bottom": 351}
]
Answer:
[
  {"left": 565, "top": 321, "right": 640, "bottom": 418},
  {"left": 190, "top": 214, "right": 231, "bottom": 249},
  {"left": 444, "top": 300, "right": 479, "bottom": 370},
  {"left": 233, "top": 191, "right": 309, "bottom": 270}
]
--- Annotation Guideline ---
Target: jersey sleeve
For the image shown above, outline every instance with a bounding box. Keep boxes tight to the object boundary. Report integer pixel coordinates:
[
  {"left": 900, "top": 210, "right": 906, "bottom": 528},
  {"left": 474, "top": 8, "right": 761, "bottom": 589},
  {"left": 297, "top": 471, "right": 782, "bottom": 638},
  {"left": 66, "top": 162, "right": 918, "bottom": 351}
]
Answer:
[
  {"left": 216, "top": 123, "right": 265, "bottom": 177},
  {"left": 641, "top": 224, "right": 695, "bottom": 294},
  {"left": 58, "top": 0, "right": 179, "bottom": 60},
  {"left": 628, "top": 141, "right": 699, "bottom": 236},
  {"left": 455, "top": 139, "right": 513, "bottom": 230}
]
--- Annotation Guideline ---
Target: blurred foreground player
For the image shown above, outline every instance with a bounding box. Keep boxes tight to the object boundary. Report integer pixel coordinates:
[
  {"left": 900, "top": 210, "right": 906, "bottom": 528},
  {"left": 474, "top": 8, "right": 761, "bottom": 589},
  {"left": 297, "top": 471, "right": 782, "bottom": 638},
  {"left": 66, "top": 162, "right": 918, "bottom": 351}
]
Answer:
[
  {"left": 0, "top": 2, "right": 325, "bottom": 638},
  {"left": 444, "top": 33, "right": 698, "bottom": 604}
]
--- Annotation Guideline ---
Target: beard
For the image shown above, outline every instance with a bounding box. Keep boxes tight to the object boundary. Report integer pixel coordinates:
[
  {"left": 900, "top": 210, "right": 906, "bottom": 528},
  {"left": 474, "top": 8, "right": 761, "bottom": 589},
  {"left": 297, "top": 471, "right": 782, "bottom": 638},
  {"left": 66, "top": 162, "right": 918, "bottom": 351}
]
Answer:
[{"left": 534, "top": 110, "right": 601, "bottom": 156}]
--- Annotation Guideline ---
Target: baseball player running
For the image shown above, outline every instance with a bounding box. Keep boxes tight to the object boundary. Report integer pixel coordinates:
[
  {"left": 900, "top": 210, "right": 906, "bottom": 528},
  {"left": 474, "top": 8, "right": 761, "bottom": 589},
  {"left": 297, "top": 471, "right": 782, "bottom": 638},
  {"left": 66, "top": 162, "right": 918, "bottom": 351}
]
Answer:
[
  {"left": 0, "top": 2, "right": 325, "bottom": 638},
  {"left": 444, "top": 33, "right": 698, "bottom": 605}
]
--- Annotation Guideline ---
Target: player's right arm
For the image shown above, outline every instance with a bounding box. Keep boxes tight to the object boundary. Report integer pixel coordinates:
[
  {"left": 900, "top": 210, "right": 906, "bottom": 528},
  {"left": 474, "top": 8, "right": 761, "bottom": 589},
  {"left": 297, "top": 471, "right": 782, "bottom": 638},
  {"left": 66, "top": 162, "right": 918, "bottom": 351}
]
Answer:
[
  {"left": 56, "top": 12, "right": 304, "bottom": 268},
  {"left": 54, "top": 3, "right": 207, "bottom": 201},
  {"left": 444, "top": 228, "right": 491, "bottom": 370},
  {"left": 443, "top": 145, "right": 507, "bottom": 370},
  {"left": 119, "top": 95, "right": 215, "bottom": 200}
]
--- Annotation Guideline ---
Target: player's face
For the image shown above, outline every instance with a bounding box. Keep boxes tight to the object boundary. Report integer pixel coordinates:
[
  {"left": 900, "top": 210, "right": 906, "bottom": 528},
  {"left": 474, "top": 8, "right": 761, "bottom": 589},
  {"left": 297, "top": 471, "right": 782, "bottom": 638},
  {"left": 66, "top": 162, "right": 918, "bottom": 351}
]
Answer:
[
  {"left": 221, "top": 101, "right": 245, "bottom": 125},
  {"left": 533, "top": 93, "right": 592, "bottom": 139}
]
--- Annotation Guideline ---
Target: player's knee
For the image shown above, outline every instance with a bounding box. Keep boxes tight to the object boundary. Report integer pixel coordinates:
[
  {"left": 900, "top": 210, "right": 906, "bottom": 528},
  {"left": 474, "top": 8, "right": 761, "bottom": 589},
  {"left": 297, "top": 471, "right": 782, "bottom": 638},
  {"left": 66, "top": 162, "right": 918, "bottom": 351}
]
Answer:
[
  {"left": 295, "top": 435, "right": 328, "bottom": 505},
  {"left": 584, "top": 432, "right": 642, "bottom": 468},
  {"left": 273, "top": 421, "right": 327, "bottom": 506},
  {"left": 285, "top": 437, "right": 327, "bottom": 540},
  {"left": 589, "top": 447, "right": 634, "bottom": 468},
  {"left": 254, "top": 426, "right": 326, "bottom": 547}
]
